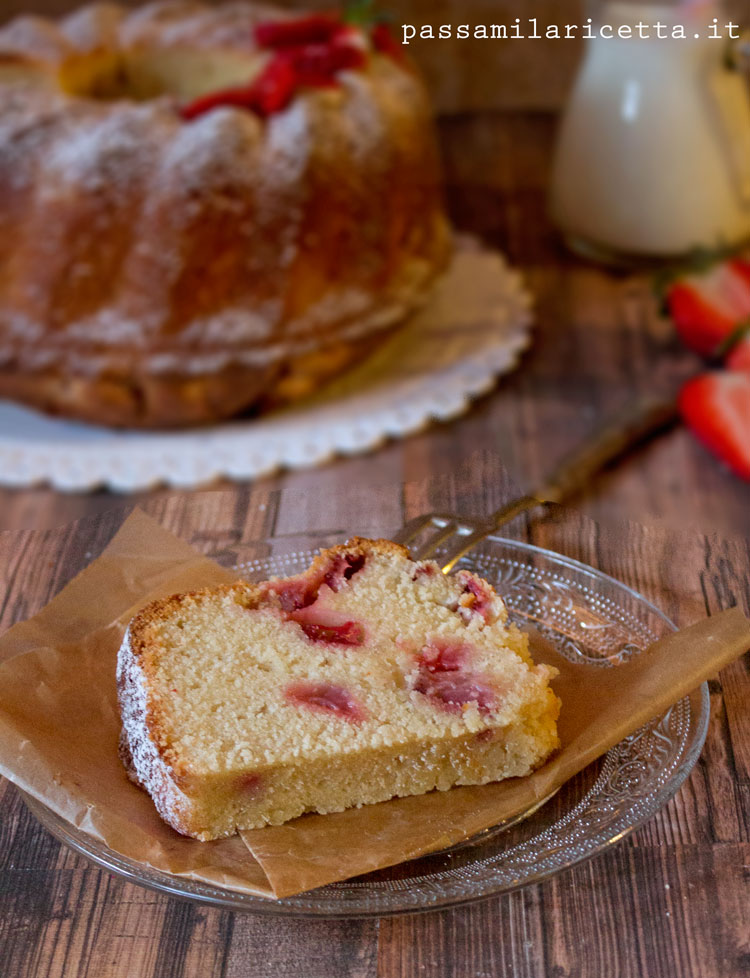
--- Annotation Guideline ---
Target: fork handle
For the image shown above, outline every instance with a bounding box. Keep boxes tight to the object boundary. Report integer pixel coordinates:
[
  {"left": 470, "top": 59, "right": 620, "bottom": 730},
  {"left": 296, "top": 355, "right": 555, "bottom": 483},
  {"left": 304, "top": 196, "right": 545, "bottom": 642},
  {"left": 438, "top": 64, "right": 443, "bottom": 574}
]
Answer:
[
  {"left": 438, "top": 395, "right": 678, "bottom": 573},
  {"left": 532, "top": 395, "right": 679, "bottom": 507}
]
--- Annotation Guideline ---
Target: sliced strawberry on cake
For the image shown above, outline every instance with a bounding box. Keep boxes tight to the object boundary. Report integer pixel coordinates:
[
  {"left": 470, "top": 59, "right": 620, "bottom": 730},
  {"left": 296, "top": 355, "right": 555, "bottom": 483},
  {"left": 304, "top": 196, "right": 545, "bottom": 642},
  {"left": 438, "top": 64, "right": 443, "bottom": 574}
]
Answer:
[
  {"left": 253, "top": 13, "right": 345, "bottom": 48},
  {"left": 181, "top": 10, "right": 367, "bottom": 121},
  {"left": 118, "top": 539, "right": 560, "bottom": 840}
]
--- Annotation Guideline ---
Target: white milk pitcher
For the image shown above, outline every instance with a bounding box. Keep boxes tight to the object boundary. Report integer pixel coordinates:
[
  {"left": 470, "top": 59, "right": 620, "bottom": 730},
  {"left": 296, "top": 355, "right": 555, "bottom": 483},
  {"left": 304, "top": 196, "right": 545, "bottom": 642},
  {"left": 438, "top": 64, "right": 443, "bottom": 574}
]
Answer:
[{"left": 550, "top": 0, "right": 750, "bottom": 262}]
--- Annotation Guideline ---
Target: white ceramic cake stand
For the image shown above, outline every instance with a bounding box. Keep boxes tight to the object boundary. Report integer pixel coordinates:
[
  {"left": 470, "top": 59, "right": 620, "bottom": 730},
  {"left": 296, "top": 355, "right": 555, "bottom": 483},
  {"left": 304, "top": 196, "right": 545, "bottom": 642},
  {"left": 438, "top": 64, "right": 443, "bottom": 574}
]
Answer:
[{"left": 0, "top": 239, "right": 532, "bottom": 492}]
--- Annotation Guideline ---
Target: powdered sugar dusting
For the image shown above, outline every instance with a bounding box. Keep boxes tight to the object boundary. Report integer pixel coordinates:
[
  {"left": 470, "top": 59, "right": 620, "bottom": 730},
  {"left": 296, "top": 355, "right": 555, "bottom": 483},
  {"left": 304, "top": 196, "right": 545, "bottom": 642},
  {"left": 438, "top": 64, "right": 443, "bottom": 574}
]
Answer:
[
  {"left": 0, "top": 14, "right": 72, "bottom": 62},
  {"left": 161, "top": 105, "right": 261, "bottom": 190},
  {"left": 41, "top": 103, "right": 163, "bottom": 193},
  {"left": 119, "top": 0, "right": 288, "bottom": 52},
  {"left": 60, "top": 3, "right": 126, "bottom": 53},
  {"left": 117, "top": 626, "right": 195, "bottom": 835},
  {"left": 263, "top": 97, "right": 311, "bottom": 186}
]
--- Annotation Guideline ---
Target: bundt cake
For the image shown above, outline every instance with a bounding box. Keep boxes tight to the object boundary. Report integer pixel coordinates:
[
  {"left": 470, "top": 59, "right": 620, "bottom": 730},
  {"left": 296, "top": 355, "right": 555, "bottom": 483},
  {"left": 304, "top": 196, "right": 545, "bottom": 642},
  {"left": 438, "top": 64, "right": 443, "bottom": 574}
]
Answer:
[
  {"left": 0, "top": 3, "right": 450, "bottom": 427},
  {"left": 118, "top": 538, "right": 560, "bottom": 841}
]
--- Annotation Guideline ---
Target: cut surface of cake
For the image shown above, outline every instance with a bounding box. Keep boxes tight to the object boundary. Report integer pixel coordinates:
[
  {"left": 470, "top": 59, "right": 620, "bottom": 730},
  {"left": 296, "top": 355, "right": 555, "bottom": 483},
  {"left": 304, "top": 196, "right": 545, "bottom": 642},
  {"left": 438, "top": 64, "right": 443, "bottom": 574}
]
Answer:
[
  {"left": 0, "top": 2, "right": 450, "bottom": 427},
  {"left": 118, "top": 539, "right": 560, "bottom": 840}
]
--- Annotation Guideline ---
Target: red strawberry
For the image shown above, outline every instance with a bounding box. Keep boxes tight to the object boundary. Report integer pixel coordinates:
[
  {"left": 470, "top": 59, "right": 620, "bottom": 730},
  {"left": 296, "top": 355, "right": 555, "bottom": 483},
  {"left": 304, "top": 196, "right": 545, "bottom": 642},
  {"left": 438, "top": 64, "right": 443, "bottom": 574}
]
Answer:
[
  {"left": 667, "top": 258, "right": 750, "bottom": 358},
  {"left": 297, "top": 619, "right": 366, "bottom": 646},
  {"left": 285, "top": 681, "right": 366, "bottom": 722},
  {"left": 179, "top": 84, "right": 255, "bottom": 121},
  {"left": 372, "top": 23, "right": 405, "bottom": 62},
  {"left": 246, "top": 54, "right": 298, "bottom": 115},
  {"left": 180, "top": 55, "right": 296, "bottom": 120},
  {"left": 290, "top": 41, "right": 366, "bottom": 87},
  {"left": 254, "top": 14, "right": 343, "bottom": 48},
  {"left": 726, "top": 333, "right": 750, "bottom": 373},
  {"left": 679, "top": 371, "right": 750, "bottom": 480}
]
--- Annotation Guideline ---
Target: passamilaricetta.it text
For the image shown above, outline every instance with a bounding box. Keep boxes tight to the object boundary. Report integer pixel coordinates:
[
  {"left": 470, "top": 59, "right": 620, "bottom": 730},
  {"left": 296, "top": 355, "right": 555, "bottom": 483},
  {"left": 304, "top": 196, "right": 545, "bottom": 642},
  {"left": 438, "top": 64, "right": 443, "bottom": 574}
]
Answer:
[{"left": 401, "top": 18, "right": 741, "bottom": 44}]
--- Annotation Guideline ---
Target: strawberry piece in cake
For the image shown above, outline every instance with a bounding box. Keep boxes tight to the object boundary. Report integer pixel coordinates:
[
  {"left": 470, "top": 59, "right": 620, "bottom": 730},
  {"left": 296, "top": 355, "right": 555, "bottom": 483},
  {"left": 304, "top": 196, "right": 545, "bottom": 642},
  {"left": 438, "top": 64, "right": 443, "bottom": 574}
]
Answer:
[{"left": 285, "top": 680, "right": 367, "bottom": 722}]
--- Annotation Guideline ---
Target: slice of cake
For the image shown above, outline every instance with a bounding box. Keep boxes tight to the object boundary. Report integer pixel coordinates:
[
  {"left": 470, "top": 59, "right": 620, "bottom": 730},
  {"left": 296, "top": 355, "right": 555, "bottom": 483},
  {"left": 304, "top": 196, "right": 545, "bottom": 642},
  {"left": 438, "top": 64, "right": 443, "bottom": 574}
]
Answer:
[{"left": 117, "top": 538, "right": 560, "bottom": 840}]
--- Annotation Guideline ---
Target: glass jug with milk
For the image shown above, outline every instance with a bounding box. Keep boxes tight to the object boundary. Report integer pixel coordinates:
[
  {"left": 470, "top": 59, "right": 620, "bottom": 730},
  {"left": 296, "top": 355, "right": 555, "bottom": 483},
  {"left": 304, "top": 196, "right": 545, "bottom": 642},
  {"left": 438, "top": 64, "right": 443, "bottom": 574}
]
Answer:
[{"left": 550, "top": 0, "right": 750, "bottom": 263}]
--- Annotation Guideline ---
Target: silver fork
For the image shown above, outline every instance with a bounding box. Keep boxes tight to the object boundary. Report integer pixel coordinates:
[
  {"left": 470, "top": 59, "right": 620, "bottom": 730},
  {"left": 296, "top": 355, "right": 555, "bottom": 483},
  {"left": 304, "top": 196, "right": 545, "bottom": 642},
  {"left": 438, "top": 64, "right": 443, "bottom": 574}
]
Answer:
[{"left": 392, "top": 396, "right": 678, "bottom": 574}]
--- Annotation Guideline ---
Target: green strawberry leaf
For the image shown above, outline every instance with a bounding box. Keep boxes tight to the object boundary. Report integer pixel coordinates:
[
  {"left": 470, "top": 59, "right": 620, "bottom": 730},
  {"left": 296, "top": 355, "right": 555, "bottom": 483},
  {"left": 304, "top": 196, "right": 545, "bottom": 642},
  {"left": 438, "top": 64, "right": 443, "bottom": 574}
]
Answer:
[
  {"left": 652, "top": 242, "right": 745, "bottom": 308},
  {"left": 344, "top": 0, "right": 391, "bottom": 27},
  {"left": 713, "top": 318, "right": 750, "bottom": 361}
]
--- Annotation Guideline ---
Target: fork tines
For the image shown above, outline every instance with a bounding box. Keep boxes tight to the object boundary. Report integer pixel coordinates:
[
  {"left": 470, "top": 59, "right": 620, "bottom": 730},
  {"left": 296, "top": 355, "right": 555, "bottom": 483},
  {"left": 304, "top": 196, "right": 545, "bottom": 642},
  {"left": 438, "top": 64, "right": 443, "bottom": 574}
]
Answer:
[{"left": 392, "top": 513, "right": 487, "bottom": 567}]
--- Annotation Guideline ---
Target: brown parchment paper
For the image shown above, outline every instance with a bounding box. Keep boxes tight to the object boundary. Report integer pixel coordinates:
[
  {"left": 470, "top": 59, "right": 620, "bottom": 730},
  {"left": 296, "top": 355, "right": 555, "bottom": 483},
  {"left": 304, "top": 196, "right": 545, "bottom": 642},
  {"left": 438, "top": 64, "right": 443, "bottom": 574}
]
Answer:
[{"left": 0, "top": 509, "right": 749, "bottom": 901}]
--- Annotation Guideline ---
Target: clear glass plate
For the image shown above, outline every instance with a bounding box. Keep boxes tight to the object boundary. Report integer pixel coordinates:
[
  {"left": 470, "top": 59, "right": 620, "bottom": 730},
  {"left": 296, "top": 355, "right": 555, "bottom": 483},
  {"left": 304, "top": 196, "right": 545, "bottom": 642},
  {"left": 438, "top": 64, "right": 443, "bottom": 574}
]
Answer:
[{"left": 22, "top": 534, "right": 709, "bottom": 917}]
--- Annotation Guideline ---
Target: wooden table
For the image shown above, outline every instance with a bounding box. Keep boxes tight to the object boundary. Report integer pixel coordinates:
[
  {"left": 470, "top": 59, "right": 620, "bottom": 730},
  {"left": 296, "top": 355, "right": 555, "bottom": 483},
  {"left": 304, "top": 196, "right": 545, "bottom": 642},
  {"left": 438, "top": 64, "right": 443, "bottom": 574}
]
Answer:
[{"left": 1, "top": 114, "right": 749, "bottom": 978}]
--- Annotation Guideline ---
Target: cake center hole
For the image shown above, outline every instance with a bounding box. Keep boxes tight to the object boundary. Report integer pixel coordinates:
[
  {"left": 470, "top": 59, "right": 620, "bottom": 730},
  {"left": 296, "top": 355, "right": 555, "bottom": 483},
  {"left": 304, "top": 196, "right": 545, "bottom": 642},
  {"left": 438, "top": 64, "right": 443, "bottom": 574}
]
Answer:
[{"left": 59, "top": 48, "right": 264, "bottom": 103}]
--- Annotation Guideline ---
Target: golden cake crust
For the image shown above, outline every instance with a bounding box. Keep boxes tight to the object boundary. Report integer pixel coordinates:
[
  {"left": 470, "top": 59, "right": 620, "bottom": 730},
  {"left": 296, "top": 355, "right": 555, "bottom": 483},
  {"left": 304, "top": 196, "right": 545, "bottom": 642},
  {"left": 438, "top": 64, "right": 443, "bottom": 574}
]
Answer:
[{"left": 0, "top": 3, "right": 451, "bottom": 427}]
